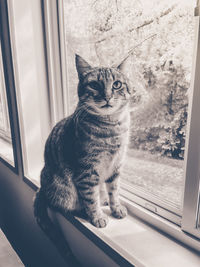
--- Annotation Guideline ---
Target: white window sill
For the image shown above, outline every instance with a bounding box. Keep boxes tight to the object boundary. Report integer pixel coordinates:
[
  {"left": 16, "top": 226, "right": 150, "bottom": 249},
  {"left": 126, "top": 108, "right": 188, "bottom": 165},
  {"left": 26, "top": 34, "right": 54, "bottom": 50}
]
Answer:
[{"left": 48, "top": 203, "right": 200, "bottom": 267}]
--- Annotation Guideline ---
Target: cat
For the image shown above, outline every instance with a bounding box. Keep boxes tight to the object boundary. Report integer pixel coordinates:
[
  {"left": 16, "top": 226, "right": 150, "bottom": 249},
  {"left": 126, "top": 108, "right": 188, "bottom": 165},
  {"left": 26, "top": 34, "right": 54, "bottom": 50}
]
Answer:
[{"left": 34, "top": 54, "right": 132, "bottom": 265}]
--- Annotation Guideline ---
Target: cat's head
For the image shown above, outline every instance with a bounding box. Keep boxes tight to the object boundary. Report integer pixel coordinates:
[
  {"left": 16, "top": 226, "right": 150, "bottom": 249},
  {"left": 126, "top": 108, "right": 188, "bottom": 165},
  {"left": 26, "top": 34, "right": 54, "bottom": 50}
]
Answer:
[{"left": 75, "top": 54, "right": 132, "bottom": 116}]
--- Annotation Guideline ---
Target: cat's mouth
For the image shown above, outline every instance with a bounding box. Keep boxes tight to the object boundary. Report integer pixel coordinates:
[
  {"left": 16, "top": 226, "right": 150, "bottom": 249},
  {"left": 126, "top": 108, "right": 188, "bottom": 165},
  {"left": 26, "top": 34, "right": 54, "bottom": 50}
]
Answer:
[{"left": 101, "top": 103, "right": 113, "bottom": 108}]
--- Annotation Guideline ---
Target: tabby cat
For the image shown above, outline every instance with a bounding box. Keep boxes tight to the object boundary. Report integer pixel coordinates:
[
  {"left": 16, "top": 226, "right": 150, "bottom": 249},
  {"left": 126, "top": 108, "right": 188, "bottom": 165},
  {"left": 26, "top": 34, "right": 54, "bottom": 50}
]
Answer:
[{"left": 34, "top": 54, "right": 132, "bottom": 265}]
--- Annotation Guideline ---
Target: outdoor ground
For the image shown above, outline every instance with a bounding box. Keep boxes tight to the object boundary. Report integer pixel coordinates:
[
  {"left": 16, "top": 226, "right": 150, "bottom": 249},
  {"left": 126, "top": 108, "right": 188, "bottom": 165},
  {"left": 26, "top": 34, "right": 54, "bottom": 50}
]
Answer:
[{"left": 122, "top": 149, "right": 184, "bottom": 210}]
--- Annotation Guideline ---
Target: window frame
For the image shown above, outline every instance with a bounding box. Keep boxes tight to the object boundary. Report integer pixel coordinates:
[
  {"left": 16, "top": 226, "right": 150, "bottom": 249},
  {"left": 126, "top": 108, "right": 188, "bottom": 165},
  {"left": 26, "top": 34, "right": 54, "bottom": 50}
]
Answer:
[
  {"left": 181, "top": 13, "right": 200, "bottom": 239},
  {"left": 0, "top": 0, "right": 199, "bottom": 264},
  {"left": 3, "top": 0, "right": 199, "bottom": 253},
  {"left": 43, "top": 0, "right": 66, "bottom": 126},
  {"left": 53, "top": 0, "right": 200, "bottom": 244},
  {"left": 0, "top": 0, "right": 23, "bottom": 172}
]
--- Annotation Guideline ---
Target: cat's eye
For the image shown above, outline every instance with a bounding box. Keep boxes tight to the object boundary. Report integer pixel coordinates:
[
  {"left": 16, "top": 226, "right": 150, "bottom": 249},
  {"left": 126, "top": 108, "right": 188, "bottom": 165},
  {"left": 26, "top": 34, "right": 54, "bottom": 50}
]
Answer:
[
  {"left": 88, "top": 81, "right": 101, "bottom": 91},
  {"left": 112, "top": 80, "right": 122, "bottom": 90}
]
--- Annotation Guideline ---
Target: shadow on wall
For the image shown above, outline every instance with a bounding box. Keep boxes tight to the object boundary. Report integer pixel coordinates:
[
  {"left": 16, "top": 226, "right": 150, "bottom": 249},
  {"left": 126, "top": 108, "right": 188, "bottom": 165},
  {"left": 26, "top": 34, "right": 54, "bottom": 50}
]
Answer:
[{"left": 0, "top": 162, "right": 69, "bottom": 267}]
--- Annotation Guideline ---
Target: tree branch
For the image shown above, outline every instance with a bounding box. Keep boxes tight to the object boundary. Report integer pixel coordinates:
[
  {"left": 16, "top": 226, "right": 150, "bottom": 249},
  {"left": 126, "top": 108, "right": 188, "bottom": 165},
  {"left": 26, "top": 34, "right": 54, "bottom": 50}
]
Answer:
[{"left": 130, "top": 4, "right": 177, "bottom": 32}]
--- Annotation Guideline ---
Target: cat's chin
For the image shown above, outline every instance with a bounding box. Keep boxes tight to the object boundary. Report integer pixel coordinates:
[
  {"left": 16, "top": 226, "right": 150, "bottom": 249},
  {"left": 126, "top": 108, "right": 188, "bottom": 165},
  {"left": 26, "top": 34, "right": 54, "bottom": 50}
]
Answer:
[
  {"left": 101, "top": 103, "right": 113, "bottom": 109},
  {"left": 97, "top": 107, "right": 117, "bottom": 116},
  {"left": 86, "top": 103, "right": 128, "bottom": 116}
]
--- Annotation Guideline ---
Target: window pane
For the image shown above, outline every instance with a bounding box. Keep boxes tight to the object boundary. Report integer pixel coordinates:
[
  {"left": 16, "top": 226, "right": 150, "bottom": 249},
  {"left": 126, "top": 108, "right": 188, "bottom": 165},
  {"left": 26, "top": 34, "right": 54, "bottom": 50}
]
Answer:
[
  {"left": 62, "top": 0, "right": 196, "bottom": 212},
  {"left": 0, "top": 43, "right": 14, "bottom": 165},
  {"left": 8, "top": 0, "right": 51, "bottom": 184}
]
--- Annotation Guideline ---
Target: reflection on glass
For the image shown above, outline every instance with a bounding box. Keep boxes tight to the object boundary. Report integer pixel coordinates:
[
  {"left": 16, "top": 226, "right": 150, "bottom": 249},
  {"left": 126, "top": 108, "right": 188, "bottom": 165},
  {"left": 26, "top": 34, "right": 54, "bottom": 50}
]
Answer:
[
  {"left": 0, "top": 44, "right": 14, "bottom": 165},
  {"left": 63, "top": 0, "right": 196, "bottom": 210}
]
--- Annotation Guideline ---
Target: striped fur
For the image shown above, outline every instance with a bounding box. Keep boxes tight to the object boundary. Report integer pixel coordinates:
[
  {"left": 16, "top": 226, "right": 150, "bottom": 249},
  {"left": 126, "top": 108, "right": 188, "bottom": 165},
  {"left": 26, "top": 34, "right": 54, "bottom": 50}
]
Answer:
[{"left": 34, "top": 54, "right": 131, "bottom": 262}]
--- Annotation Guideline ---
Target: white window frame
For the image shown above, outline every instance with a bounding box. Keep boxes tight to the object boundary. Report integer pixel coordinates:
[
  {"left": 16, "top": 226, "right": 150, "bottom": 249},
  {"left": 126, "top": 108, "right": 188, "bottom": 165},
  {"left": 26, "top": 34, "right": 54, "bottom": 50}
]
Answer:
[
  {"left": 42, "top": 0, "right": 200, "bottom": 249},
  {"left": 43, "top": 0, "right": 66, "bottom": 125},
  {"left": 181, "top": 10, "right": 200, "bottom": 239},
  {"left": 43, "top": 0, "right": 76, "bottom": 122}
]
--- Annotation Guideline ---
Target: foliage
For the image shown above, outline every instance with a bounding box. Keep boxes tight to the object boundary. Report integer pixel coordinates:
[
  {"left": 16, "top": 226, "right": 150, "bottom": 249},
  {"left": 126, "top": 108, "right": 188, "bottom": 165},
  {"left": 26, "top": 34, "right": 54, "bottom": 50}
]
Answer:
[
  {"left": 63, "top": 0, "right": 196, "bottom": 160},
  {"left": 158, "top": 109, "right": 187, "bottom": 159},
  {"left": 130, "top": 61, "right": 189, "bottom": 159}
]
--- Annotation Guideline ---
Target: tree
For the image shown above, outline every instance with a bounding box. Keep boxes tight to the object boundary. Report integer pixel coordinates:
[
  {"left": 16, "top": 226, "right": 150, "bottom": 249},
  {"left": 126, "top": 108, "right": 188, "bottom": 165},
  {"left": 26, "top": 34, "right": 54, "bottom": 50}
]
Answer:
[{"left": 63, "top": 0, "right": 195, "bottom": 159}]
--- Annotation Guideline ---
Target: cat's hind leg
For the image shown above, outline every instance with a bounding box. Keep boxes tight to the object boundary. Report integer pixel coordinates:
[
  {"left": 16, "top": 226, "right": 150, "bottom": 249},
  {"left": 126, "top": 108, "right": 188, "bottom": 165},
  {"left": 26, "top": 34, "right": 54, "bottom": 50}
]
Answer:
[
  {"left": 34, "top": 171, "right": 80, "bottom": 266},
  {"left": 45, "top": 170, "right": 80, "bottom": 215}
]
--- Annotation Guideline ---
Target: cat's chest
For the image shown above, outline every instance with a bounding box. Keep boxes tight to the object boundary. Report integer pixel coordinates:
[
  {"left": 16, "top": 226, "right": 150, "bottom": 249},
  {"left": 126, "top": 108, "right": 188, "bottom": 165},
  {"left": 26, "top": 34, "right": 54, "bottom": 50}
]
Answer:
[
  {"left": 94, "top": 141, "right": 125, "bottom": 180},
  {"left": 78, "top": 130, "right": 128, "bottom": 180},
  {"left": 78, "top": 122, "right": 128, "bottom": 154}
]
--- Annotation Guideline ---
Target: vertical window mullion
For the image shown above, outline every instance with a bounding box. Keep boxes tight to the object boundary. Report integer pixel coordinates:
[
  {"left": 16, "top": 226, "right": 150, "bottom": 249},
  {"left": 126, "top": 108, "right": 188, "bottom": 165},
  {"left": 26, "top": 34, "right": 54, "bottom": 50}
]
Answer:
[
  {"left": 57, "top": 0, "right": 70, "bottom": 117},
  {"left": 43, "top": 0, "right": 65, "bottom": 126},
  {"left": 182, "top": 13, "right": 200, "bottom": 238}
]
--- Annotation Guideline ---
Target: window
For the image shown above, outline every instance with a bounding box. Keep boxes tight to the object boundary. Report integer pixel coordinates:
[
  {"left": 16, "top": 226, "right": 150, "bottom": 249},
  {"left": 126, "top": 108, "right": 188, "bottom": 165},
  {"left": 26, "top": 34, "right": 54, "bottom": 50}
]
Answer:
[
  {"left": 7, "top": 0, "right": 51, "bottom": 185},
  {"left": 5, "top": 0, "right": 200, "bottom": 248},
  {"left": 56, "top": 0, "right": 200, "bottom": 240},
  {"left": 0, "top": 40, "right": 14, "bottom": 165}
]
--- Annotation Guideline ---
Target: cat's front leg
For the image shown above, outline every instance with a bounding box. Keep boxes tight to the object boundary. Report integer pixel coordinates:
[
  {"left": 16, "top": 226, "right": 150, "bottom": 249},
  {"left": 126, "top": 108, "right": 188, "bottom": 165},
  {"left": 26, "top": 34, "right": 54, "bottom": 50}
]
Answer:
[
  {"left": 106, "top": 172, "right": 127, "bottom": 219},
  {"left": 76, "top": 174, "right": 108, "bottom": 228},
  {"left": 99, "top": 183, "right": 109, "bottom": 206}
]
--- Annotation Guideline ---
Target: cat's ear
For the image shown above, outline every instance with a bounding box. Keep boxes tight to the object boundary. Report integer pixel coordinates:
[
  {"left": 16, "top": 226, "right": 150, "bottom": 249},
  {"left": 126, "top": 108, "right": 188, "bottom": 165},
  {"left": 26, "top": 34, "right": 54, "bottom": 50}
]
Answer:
[
  {"left": 117, "top": 55, "right": 134, "bottom": 95},
  {"left": 75, "top": 54, "right": 92, "bottom": 79},
  {"left": 117, "top": 54, "right": 132, "bottom": 76}
]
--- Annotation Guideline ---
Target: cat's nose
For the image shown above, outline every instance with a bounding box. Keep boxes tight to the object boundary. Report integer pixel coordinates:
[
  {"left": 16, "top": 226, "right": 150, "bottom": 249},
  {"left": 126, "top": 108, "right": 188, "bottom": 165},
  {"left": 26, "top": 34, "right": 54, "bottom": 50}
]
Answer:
[
  {"left": 104, "top": 94, "right": 112, "bottom": 103},
  {"left": 105, "top": 97, "right": 111, "bottom": 103},
  {"left": 104, "top": 97, "right": 113, "bottom": 107}
]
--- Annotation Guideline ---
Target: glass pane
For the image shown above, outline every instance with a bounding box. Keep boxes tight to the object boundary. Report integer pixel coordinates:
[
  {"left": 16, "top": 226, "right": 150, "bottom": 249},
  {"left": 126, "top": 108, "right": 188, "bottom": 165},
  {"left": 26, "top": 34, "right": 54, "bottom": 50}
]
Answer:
[
  {"left": 0, "top": 43, "right": 14, "bottom": 165},
  {"left": 9, "top": 0, "right": 51, "bottom": 184},
  {"left": 62, "top": 0, "right": 196, "bottom": 211}
]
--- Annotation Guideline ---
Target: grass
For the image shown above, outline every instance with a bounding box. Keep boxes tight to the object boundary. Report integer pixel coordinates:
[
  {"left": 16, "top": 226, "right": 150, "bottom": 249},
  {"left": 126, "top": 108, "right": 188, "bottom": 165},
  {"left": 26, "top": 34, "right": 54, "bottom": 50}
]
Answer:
[{"left": 121, "top": 148, "right": 185, "bottom": 210}]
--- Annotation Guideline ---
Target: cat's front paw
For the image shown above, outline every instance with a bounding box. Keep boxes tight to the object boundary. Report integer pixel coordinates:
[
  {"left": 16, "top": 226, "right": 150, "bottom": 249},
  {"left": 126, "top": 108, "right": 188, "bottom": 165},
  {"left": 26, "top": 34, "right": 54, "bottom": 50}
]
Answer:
[
  {"left": 91, "top": 214, "right": 108, "bottom": 228},
  {"left": 100, "top": 189, "right": 109, "bottom": 206},
  {"left": 112, "top": 205, "right": 127, "bottom": 219}
]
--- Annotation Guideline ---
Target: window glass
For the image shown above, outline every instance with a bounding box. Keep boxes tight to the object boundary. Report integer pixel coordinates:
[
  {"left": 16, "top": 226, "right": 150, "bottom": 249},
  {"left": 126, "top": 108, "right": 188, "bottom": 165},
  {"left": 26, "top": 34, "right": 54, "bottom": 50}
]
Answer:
[
  {"left": 8, "top": 0, "right": 51, "bottom": 184},
  {"left": 0, "top": 43, "right": 14, "bottom": 165},
  {"left": 62, "top": 0, "right": 196, "bottom": 211}
]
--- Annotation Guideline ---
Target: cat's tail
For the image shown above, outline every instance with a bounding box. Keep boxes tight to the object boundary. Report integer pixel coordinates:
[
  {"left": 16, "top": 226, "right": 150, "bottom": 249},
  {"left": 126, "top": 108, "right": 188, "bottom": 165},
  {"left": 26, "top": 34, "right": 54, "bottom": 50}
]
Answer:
[{"left": 34, "top": 189, "right": 80, "bottom": 266}]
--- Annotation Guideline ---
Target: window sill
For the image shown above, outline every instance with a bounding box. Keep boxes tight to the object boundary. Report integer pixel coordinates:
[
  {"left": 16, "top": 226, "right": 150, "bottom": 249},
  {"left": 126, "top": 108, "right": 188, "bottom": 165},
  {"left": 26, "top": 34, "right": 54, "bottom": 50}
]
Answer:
[{"left": 48, "top": 202, "right": 200, "bottom": 267}]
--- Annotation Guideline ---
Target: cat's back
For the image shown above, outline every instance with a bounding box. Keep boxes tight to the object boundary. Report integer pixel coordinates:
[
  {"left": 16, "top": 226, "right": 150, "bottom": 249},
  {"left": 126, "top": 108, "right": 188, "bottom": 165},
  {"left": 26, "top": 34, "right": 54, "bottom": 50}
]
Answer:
[{"left": 44, "top": 115, "right": 76, "bottom": 170}]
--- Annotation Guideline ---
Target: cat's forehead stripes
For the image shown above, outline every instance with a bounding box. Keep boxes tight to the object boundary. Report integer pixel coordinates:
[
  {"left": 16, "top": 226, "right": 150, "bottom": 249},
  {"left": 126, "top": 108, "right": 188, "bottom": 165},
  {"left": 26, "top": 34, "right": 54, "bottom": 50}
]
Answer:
[
  {"left": 84, "top": 68, "right": 123, "bottom": 84},
  {"left": 97, "top": 68, "right": 115, "bottom": 82}
]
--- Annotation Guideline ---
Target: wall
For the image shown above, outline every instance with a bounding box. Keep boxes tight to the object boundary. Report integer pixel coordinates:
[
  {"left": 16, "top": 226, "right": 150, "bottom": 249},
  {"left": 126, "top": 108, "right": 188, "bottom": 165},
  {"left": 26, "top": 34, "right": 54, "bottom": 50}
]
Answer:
[
  {"left": 0, "top": 1, "right": 67, "bottom": 264},
  {"left": 0, "top": 161, "right": 67, "bottom": 267}
]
